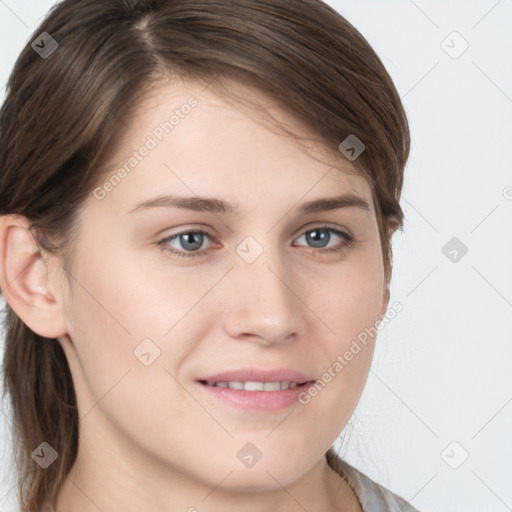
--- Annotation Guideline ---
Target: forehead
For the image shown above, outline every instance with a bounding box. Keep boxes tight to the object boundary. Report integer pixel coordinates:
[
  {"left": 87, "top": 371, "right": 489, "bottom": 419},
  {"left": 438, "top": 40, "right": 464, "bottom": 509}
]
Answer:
[
  {"left": 90, "top": 77, "right": 373, "bottom": 216},
  {"left": 128, "top": 76, "right": 356, "bottom": 164}
]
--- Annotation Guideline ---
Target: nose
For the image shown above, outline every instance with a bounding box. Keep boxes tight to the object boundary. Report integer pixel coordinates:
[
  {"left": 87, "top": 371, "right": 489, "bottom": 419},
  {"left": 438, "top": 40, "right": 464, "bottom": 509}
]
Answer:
[{"left": 222, "top": 243, "right": 306, "bottom": 346}]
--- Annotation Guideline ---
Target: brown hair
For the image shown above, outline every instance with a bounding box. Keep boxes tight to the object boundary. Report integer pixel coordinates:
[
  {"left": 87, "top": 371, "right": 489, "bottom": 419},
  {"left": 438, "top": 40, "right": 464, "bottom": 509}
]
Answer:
[{"left": 0, "top": 0, "right": 409, "bottom": 509}]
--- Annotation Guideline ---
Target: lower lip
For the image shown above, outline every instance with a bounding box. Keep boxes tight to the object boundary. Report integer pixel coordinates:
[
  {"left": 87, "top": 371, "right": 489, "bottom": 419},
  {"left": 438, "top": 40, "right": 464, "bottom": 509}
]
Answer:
[{"left": 196, "top": 381, "right": 316, "bottom": 412}]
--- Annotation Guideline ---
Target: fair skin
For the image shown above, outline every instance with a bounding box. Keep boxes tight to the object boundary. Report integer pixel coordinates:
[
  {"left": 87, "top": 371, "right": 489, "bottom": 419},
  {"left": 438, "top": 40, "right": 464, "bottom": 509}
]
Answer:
[{"left": 0, "top": 78, "right": 391, "bottom": 512}]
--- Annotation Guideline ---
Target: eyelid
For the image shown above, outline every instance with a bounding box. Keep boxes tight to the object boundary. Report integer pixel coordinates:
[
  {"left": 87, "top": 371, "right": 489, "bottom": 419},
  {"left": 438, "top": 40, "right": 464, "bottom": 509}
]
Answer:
[
  {"left": 293, "top": 221, "right": 354, "bottom": 239},
  {"left": 160, "top": 222, "right": 353, "bottom": 244}
]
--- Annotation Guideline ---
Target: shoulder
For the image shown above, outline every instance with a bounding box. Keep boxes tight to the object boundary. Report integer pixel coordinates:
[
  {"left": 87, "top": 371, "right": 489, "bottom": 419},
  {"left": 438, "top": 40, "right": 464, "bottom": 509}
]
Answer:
[{"left": 336, "top": 458, "right": 421, "bottom": 512}]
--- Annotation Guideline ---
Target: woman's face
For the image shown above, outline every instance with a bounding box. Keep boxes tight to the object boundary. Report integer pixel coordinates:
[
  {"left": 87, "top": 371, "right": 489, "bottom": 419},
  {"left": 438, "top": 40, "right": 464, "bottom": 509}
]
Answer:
[{"left": 56, "top": 78, "right": 389, "bottom": 493}]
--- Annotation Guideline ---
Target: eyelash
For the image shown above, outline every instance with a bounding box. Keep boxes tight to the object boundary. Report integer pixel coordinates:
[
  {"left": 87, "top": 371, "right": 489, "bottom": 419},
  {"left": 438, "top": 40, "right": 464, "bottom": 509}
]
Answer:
[{"left": 156, "top": 226, "right": 355, "bottom": 259}]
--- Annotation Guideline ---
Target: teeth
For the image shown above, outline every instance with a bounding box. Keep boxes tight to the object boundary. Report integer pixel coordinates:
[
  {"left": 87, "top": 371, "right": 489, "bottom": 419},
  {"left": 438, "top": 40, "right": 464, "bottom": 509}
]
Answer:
[{"left": 205, "top": 380, "right": 302, "bottom": 391}]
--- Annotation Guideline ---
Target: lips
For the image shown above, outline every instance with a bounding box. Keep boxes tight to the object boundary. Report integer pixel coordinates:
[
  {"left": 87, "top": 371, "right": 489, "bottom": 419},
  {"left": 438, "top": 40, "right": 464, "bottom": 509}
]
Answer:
[
  {"left": 195, "top": 367, "right": 317, "bottom": 412},
  {"left": 196, "top": 367, "right": 314, "bottom": 385}
]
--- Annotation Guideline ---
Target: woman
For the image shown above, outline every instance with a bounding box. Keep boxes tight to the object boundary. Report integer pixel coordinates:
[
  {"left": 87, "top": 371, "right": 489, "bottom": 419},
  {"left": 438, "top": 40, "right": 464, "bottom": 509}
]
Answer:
[{"left": 0, "top": 0, "right": 416, "bottom": 511}]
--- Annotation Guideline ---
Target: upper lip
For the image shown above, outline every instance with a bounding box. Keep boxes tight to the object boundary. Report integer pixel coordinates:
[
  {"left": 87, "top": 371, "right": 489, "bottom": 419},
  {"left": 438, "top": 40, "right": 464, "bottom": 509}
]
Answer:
[{"left": 197, "top": 368, "right": 315, "bottom": 384}]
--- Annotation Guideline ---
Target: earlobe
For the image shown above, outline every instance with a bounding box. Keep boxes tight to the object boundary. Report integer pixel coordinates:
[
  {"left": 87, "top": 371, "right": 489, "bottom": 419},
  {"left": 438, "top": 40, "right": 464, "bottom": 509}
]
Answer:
[{"left": 0, "top": 215, "right": 68, "bottom": 339}]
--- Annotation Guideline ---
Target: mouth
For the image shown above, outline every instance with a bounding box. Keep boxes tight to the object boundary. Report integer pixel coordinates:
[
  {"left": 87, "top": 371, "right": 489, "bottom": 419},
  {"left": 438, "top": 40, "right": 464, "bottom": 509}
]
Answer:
[
  {"left": 197, "top": 379, "right": 314, "bottom": 391},
  {"left": 195, "top": 380, "right": 316, "bottom": 412},
  {"left": 194, "top": 369, "right": 317, "bottom": 412}
]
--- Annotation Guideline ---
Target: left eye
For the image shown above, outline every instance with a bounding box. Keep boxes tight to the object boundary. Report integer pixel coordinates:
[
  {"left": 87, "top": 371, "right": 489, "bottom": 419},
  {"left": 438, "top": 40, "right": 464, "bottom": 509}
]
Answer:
[
  {"left": 294, "top": 227, "right": 353, "bottom": 252},
  {"left": 157, "top": 227, "right": 354, "bottom": 259},
  {"left": 158, "top": 231, "right": 214, "bottom": 258}
]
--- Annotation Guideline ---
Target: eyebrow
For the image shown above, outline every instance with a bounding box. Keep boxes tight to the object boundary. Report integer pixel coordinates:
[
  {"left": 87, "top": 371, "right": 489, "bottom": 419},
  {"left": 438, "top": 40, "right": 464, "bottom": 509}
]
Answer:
[{"left": 128, "top": 192, "right": 371, "bottom": 215}]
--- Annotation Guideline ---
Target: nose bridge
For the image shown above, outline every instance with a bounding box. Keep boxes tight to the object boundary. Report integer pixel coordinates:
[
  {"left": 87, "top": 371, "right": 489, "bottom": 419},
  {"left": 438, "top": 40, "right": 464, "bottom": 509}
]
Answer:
[{"left": 223, "top": 234, "right": 303, "bottom": 343}]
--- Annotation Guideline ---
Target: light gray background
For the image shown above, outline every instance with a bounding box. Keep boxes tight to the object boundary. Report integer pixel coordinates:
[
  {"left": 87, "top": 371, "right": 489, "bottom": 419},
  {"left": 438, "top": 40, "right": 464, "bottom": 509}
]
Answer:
[{"left": 1, "top": 1, "right": 511, "bottom": 511}]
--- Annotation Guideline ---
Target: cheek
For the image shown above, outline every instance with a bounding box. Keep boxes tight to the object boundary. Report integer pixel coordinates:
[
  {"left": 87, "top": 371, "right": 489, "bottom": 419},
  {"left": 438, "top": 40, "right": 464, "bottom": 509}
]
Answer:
[
  {"left": 299, "top": 242, "right": 385, "bottom": 417},
  {"left": 63, "top": 249, "right": 202, "bottom": 457},
  {"left": 64, "top": 244, "right": 219, "bottom": 411},
  {"left": 310, "top": 240, "right": 386, "bottom": 347},
  {"left": 63, "top": 250, "right": 166, "bottom": 398}
]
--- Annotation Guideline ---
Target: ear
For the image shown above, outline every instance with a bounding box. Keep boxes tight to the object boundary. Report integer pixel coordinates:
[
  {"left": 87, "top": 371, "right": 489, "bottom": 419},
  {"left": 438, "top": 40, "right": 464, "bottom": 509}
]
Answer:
[
  {"left": 380, "top": 284, "right": 390, "bottom": 318},
  {"left": 0, "top": 215, "right": 68, "bottom": 338},
  {"left": 379, "top": 216, "right": 400, "bottom": 317},
  {"left": 379, "top": 253, "right": 393, "bottom": 319}
]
